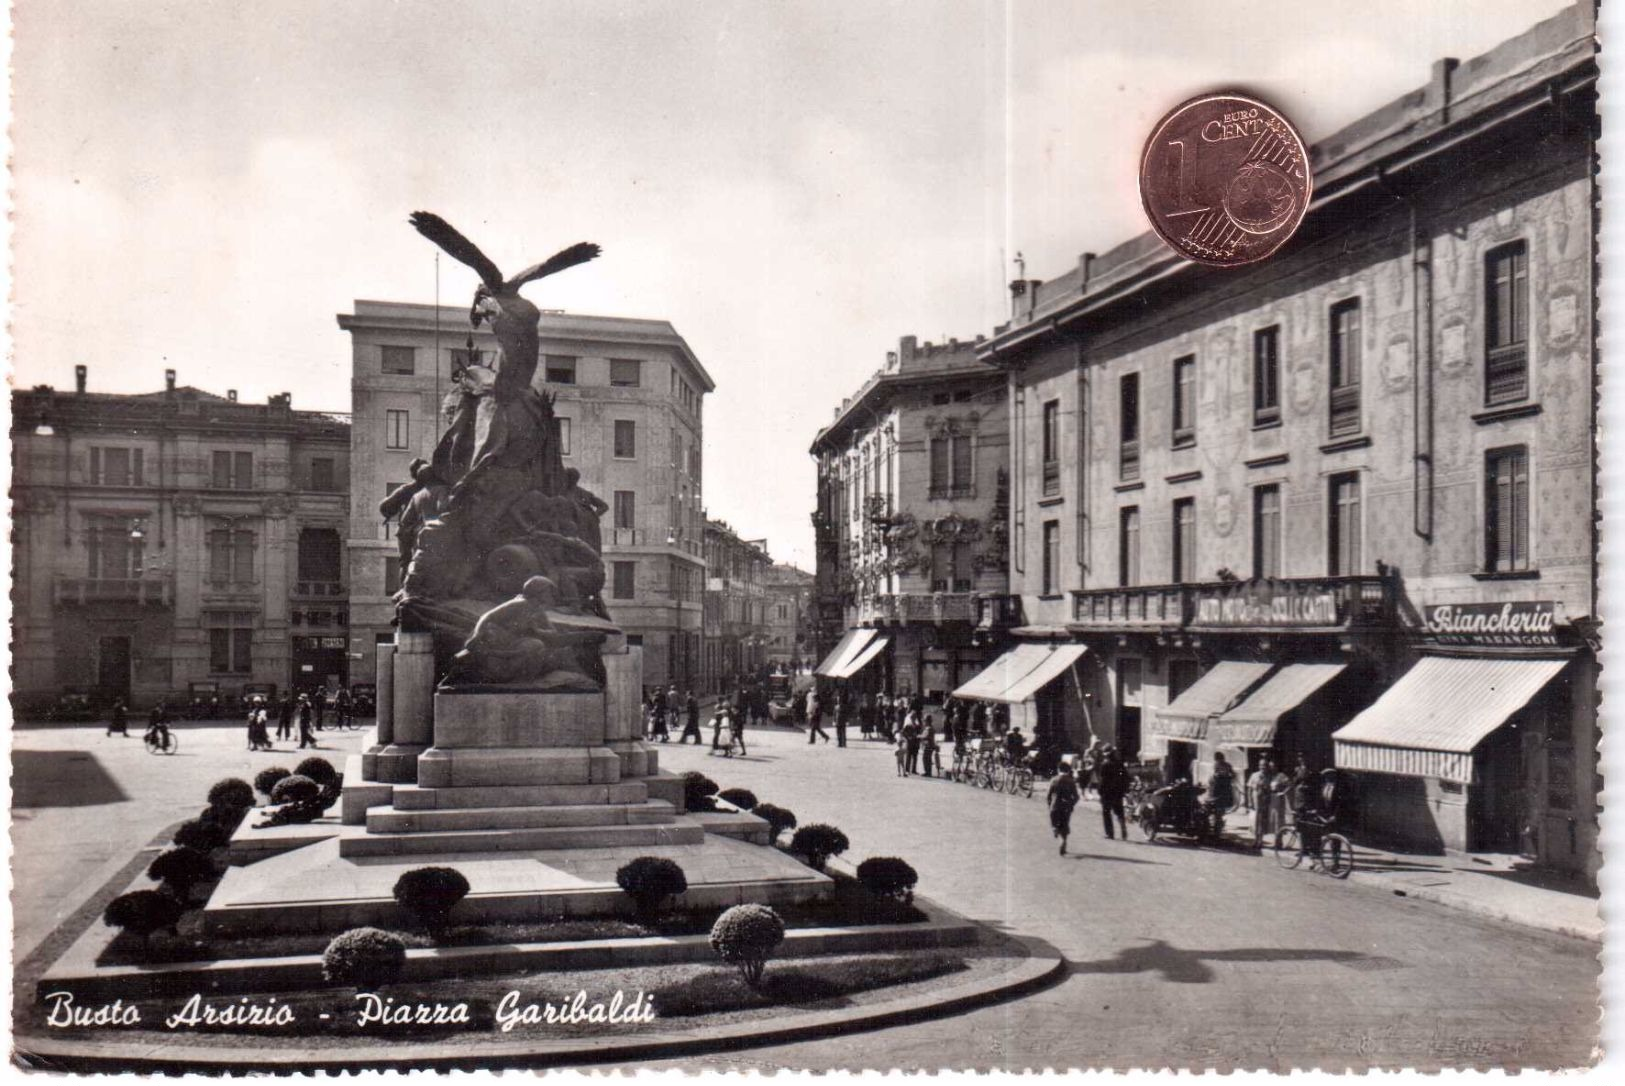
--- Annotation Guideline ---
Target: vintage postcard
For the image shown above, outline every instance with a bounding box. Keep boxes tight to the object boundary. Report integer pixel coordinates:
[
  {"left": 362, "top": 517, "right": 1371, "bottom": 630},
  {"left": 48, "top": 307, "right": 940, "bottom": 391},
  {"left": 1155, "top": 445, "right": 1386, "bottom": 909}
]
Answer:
[{"left": 5, "top": 0, "right": 1608, "bottom": 1075}]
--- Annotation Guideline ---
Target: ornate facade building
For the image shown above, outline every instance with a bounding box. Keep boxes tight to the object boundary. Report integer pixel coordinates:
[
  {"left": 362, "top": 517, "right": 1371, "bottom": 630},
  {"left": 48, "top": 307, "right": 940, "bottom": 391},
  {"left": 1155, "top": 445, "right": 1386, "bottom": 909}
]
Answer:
[
  {"left": 971, "top": 6, "right": 1597, "bottom": 876},
  {"left": 761, "top": 562, "right": 816, "bottom": 671},
  {"left": 339, "top": 302, "right": 712, "bottom": 693},
  {"left": 701, "top": 518, "right": 774, "bottom": 693},
  {"left": 810, "top": 335, "right": 1010, "bottom": 699},
  {"left": 10, "top": 369, "right": 351, "bottom": 710}
]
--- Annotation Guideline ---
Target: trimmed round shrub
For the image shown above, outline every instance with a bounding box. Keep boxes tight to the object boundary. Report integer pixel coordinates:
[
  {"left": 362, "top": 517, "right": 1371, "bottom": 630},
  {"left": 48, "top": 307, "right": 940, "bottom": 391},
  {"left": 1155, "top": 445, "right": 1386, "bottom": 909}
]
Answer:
[
  {"left": 392, "top": 867, "right": 471, "bottom": 933},
  {"left": 709, "top": 903, "right": 786, "bottom": 988},
  {"left": 856, "top": 856, "right": 919, "bottom": 903},
  {"left": 270, "top": 774, "right": 320, "bottom": 806},
  {"left": 717, "top": 788, "right": 758, "bottom": 811},
  {"left": 104, "top": 890, "right": 185, "bottom": 943},
  {"left": 254, "top": 766, "right": 292, "bottom": 798},
  {"left": 790, "top": 823, "right": 850, "bottom": 871},
  {"left": 615, "top": 857, "right": 688, "bottom": 920},
  {"left": 148, "top": 846, "right": 217, "bottom": 900},
  {"left": 173, "top": 817, "right": 230, "bottom": 852},
  {"left": 682, "top": 771, "right": 719, "bottom": 812},
  {"left": 207, "top": 778, "right": 255, "bottom": 812},
  {"left": 322, "top": 928, "right": 406, "bottom": 991},
  {"left": 294, "top": 756, "right": 339, "bottom": 787},
  {"left": 753, "top": 803, "right": 797, "bottom": 842}
]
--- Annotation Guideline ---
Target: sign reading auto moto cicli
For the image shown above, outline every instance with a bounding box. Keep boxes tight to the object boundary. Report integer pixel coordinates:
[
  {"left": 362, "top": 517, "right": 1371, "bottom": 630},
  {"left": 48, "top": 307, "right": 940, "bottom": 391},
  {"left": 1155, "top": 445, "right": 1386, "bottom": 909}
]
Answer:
[
  {"left": 1194, "top": 582, "right": 1339, "bottom": 627},
  {"left": 1423, "top": 602, "right": 1560, "bottom": 647}
]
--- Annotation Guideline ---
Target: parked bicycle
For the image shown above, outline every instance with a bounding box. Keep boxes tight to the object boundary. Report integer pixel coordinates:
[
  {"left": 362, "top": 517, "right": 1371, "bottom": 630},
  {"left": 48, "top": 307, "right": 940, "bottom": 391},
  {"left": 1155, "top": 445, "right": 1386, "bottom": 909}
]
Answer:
[{"left": 1273, "top": 818, "right": 1353, "bottom": 878}]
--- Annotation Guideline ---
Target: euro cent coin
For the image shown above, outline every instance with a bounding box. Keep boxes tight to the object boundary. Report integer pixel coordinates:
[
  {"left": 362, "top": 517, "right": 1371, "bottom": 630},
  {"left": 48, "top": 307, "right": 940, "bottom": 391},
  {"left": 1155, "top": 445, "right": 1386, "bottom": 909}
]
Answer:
[{"left": 1139, "top": 93, "right": 1312, "bottom": 267}]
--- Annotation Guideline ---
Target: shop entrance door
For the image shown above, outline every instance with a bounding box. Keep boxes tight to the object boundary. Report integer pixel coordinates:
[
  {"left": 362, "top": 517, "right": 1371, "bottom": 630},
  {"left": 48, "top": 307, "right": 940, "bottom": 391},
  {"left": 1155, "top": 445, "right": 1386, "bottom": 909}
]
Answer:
[
  {"left": 97, "top": 636, "right": 131, "bottom": 702},
  {"left": 1116, "top": 658, "right": 1142, "bottom": 760},
  {"left": 1472, "top": 721, "right": 1527, "bottom": 852},
  {"left": 1166, "top": 740, "right": 1196, "bottom": 784}
]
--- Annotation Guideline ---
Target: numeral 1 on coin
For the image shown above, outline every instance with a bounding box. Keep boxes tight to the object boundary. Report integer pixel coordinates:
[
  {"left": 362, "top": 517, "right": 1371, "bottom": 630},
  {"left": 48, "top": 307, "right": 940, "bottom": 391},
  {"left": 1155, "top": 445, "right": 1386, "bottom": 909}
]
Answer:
[{"left": 1163, "top": 139, "right": 1209, "bottom": 217}]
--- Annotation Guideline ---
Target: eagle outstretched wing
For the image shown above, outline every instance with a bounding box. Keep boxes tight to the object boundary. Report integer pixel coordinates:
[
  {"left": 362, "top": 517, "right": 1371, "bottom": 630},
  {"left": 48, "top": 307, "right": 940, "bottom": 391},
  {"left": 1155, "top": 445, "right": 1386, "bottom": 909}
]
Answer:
[
  {"left": 506, "top": 242, "right": 602, "bottom": 290},
  {"left": 409, "top": 211, "right": 504, "bottom": 290}
]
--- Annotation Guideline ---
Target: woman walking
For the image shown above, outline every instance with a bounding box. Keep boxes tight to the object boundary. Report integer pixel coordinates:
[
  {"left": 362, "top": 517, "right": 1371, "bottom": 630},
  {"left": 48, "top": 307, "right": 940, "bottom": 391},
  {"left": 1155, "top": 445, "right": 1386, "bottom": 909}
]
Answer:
[{"left": 1048, "top": 762, "right": 1081, "bottom": 855}]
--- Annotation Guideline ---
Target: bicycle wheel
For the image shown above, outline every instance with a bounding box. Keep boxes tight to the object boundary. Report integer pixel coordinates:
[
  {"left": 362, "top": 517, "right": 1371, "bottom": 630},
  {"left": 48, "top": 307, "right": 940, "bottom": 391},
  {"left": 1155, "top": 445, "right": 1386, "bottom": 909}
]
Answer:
[
  {"left": 989, "top": 764, "right": 1007, "bottom": 791},
  {"left": 1320, "top": 833, "right": 1354, "bottom": 878},
  {"left": 1273, "top": 826, "right": 1303, "bottom": 869},
  {"left": 163, "top": 733, "right": 178, "bottom": 755},
  {"left": 1016, "top": 769, "right": 1035, "bottom": 798},
  {"left": 144, "top": 734, "right": 160, "bottom": 755}
]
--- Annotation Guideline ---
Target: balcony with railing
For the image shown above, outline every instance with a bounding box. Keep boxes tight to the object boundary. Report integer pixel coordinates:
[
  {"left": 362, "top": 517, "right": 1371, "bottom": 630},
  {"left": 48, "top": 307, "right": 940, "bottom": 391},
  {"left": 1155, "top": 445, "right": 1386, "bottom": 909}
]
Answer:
[
  {"left": 293, "top": 580, "right": 346, "bottom": 600},
  {"left": 1072, "top": 583, "right": 1191, "bottom": 628},
  {"left": 54, "top": 575, "right": 173, "bottom": 607},
  {"left": 1070, "top": 574, "right": 1397, "bottom": 633},
  {"left": 977, "top": 593, "right": 1025, "bottom": 630},
  {"left": 857, "top": 591, "right": 978, "bottom": 626}
]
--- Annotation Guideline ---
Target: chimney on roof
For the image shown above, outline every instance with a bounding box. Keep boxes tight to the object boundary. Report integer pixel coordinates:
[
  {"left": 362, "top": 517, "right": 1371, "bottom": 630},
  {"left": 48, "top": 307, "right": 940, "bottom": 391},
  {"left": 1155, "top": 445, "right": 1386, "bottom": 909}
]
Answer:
[
  {"left": 227, "top": 389, "right": 238, "bottom": 402},
  {"left": 164, "top": 368, "right": 177, "bottom": 393},
  {"left": 74, "top": 365, "right": 87, "bottom": 394},
  {"left": 1430, "top": 57, "right": 1460, "bottom": 124},
  {"left": 899, "top": 336, "right": 917, "bottom": 364}
]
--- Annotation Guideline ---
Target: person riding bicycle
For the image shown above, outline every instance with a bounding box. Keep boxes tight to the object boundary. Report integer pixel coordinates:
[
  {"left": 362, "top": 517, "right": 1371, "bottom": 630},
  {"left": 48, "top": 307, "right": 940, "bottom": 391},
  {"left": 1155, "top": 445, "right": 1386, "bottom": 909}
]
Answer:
[
  {"left": 1296, "top": 768, "right": 1348, "bottom": 857},
  {"left": 146, "top": 703, "right": 172, "bottom": 748}
]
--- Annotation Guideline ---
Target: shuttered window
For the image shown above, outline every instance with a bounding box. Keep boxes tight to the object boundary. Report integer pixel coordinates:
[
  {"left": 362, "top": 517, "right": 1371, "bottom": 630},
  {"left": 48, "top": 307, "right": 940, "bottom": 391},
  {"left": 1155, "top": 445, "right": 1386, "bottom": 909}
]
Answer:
[
  {"left": 1254, "top": 326, "right": 1280, "bottom": 424},
  {"left": 1118, "top": 506, "right": 1140, "bottom": 587},
  {"left": 1119, "top": 374, "right": 1141, "bottom": 481},
  {"left": 1172, "top": 498, "right": 1196, "bottom": 583},
  {"left": 1485, "top": 447, "right": 1530, "bottom": 572},
  {"left": 1485, "top": 242, "right": 1529, "bottom": 405},
  {"left": 1329, "top": 300, "right": 1361, "bottom": 436},
  {"left": 1172, "top": 355, "right": 1196, "bottom": 446},
  {"left": 1253, "top": 484, "right": 1281, "bottom": 579},
  {"left": 1328, "top": 474, "right": 1360, "bottom": 576}
]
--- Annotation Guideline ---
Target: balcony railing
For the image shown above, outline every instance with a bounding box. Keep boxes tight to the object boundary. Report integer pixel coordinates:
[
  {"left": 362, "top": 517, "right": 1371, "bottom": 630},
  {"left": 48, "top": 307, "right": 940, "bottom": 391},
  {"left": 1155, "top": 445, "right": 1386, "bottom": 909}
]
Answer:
[
  {"left": 857, "top": 592, "right": 978, "bottom": 626},
  {"left": 978, "top": 593, "right": 1025, "bottom": 630},
  {"left": 607, "top": 528, "right": 648, "bottom": 546},
  {"left": 294, "top": 580, "right": 346, "bottom": 599},
  {"left": 1070, "top": 574, "right": 1396, "bottom": 632},
  {"left": 54, "top": 575, "right": 173, "bottom": 607}
]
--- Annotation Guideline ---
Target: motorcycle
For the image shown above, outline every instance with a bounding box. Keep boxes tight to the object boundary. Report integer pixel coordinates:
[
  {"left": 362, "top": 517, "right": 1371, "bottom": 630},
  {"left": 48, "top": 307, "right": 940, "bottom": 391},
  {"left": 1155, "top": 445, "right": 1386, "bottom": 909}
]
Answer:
[{"left": 1136, "top": 781, "right": 1225, "bottom": 844}]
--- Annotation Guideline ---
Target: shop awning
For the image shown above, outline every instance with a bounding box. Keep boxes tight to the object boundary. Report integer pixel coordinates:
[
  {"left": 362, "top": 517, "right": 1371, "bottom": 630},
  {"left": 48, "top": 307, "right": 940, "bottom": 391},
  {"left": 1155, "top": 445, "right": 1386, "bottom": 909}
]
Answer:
[
  {"left": 1211, "top": 663, "right": 1348, "bottom": 746},
  {"left": 998, "top": 644, "right": 1088, "bottom": 703},
  {"left": 951, "top": 643, "right": 1052, "bottom": 702},
  {"left": 813, "top": 629, "right": 878, "bottom": 678},
  {"left": 1149, "top": 660, "right": 1273, "bottom": 741},
  {"left": 1333, "top": 656, "right": 1568, "bottom": 784},
  {"left": 831, "top": 636, "right": 890, "bottom": 680}
]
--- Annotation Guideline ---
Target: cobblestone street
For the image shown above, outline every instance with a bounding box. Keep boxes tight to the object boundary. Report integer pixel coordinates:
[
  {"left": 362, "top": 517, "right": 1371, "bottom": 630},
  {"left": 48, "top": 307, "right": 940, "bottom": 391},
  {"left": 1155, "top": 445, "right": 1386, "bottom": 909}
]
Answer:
[{"left": 643, "top": 724, "right": 1600, "bottom": 1071}]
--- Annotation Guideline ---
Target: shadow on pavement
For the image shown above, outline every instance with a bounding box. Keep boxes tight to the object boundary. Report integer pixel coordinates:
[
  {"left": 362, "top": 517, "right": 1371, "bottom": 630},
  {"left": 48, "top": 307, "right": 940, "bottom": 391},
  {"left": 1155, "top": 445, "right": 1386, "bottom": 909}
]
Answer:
[
  {"left": 11, "top": 750, "right": 129, "bottom": 808},
  {"left": 1062, "top": 852, "right": 1172, "bottom": 867},
  {"left": 1068, "top": 938, "right": 1370, "bottom": 984}
]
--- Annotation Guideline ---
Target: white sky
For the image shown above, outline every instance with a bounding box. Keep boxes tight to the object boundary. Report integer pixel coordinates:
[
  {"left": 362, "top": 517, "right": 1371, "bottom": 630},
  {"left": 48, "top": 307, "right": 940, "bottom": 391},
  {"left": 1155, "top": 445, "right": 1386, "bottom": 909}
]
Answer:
[{"left": 8, "top": 0, "right": 1572, "bottom": 569}]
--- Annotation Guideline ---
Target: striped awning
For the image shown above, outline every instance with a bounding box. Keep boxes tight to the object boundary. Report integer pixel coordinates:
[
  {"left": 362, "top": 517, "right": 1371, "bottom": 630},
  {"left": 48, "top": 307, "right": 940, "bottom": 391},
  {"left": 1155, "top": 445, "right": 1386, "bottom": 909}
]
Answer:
[
  {"left": 998, "top": 645, "right": 1087, "bottom": 704},
  {"left": 813, "top": 629, "right": 878, "bottom": 678},
  {"left": 952, "top": 644, "right": 1052, "bottom": 702},
  {"left": 1333, "top": 656, "right": 1568, "bottom": 784},
  {"left": 1149, "top": 660, "right": 1273, "bottom": 742},
  {"left": 830, "top": 636, "right": 890, "bottom": 680},
  {"left": 1211, "top": 663, "right": 1347, "bottom": 747}
]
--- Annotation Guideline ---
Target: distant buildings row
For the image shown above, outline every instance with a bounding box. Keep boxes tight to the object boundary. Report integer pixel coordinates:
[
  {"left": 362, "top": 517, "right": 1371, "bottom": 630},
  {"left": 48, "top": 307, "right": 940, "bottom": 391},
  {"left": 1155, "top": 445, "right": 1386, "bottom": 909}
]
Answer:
[
  {"left": 810, "top": 6, "right": 1598, "bottom": 879},
  {"left": 10, "top": 309, "right": 812, "bottom": 716}
]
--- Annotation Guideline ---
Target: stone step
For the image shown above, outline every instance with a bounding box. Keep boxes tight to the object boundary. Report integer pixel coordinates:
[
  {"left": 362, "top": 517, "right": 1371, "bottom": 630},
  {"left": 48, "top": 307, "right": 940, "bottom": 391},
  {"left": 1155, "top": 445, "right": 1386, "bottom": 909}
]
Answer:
[
  {"left": 389, "top": 781, "right": 649, "bottom": 811},
  {"left": 367, "top": 800, "right": 677, "bottom": 834},
  {"left": 337, "top": 820, "right": 706, "bottom": 858}
]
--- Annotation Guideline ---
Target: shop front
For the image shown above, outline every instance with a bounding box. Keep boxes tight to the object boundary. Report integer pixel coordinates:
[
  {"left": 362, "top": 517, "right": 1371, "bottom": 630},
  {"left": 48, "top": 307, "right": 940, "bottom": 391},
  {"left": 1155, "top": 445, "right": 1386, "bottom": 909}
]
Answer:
[{"left": 952, "top": 641, "right": 1088, "bottom": 762}]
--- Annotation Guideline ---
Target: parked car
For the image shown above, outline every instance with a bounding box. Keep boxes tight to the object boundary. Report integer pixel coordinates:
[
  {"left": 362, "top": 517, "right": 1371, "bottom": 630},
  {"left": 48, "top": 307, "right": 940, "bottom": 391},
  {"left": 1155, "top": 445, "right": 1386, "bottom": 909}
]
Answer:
[{"left": 350, "top": 683, "right": 377, "bottom": 717}]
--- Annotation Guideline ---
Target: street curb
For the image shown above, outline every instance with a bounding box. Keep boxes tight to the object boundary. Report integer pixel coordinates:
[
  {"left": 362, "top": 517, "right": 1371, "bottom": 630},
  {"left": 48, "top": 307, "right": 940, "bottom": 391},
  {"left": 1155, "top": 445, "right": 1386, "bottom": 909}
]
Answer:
[
  {"left": 13, "top": 933, "right": 1063, "bottom": 1072},
  {"left": 1346, "top": 871, "right": 1604, "bottom": 944}
]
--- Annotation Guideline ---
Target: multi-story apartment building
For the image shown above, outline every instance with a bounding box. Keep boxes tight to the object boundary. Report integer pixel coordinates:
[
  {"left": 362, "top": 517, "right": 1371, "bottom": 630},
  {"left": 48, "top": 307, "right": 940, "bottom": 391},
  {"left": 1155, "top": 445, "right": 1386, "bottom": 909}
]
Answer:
[
  {"left": 761, "top": 563, "right": 816, "bottom": 671},
  {"left": 811, "top": 335, "right": 1010, "bottom": 700},
  {"left": 701, "top": 518, "right": 773, "bottom": 693},
  {"left": 972, "top": 6, "right": 1596, "bottom": 875},
  {"left": 10, "top": 369, "right": 351, "bottom": 710},
  {"left": 338, "top": 301, "right": 712, "bottom": 691}
]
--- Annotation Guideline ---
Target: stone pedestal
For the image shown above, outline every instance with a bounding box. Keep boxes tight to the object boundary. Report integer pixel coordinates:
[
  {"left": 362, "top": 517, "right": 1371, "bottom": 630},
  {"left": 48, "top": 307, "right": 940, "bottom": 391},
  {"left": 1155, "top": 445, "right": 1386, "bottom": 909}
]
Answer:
[
  {"left": 375, "top": 631, "right": 433, "bottom": 783},
  {"left": 604, "top": 644, "right": 658, "bottom": 778},
  {"left": 361, "top": 643, "right": 396, "bottom": 780}
]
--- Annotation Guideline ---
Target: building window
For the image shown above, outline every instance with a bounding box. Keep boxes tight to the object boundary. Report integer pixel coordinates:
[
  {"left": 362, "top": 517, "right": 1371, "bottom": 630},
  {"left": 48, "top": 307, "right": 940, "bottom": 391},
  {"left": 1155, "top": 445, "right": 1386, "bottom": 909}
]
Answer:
[
  {"left": 212, "top": 450, "right": 254, "bottom": 490},
  {"left": 1172, "top": 355, "right": 1196, "bottom": 447},
  {"left": 1042, "top": 399, "right": 1061, "bottom": 496},
  {"left": 554, "top": 416, "right": 572, "bottom": 457},
  {"left": 613, "top": 420, "right": 636, "bottom": 459},
  {"left": 1119, "top": 373, "right": 1141, "bottom": 481},
  {"left": 384, "top": 556, "right": 402, "bottom": 595},
  {"left": 1485, "top": 446, "right": 1530, "bottom": 573},
  {"left": 612, "top": 561, "right": 636, "bottom": 600},
  {"left": 929, "top": 434, "right": 973, "bottom": 498},
  {"left": 544, "top": 355, "right": 577, "bottom": 384},
  {"left": 1485, "top": 241, "right": 1529, "bottom": 405},
  {"left": 380, "top": 345, "right": 416, "bottom": 375},
  {"left": 610, "top": 359, "right": 642, "bottom": 387},
  {"left": 86, "top": 517, "right": 143, "bottom": 580},
  {"left": 385, "top": 410, "right": 410, "bottom": 451},
  {"left": 614, "top": 490, "right": 636, "bottom": 531},
  {"left": 90, "top": 447, "right": 144, "bottom": 487},
  {"left": 1329, "top": 299, "right": 1362, "bottom": 437},
  {"left": 1254, "top": 326, "right": 1280, "bottom": 425},
  {"left": 206, "top": 612, "right": 254, "bottom": 674},
  {"left": 1328, "top": 473, "right": 1361, "bottom": 576},
  {"left": 1118, "top": 506, "right": 1140, "bottom": 587},
  {"left": 309, "top": 457, "right": 336, "bottom": 492},
  {"left": 208, "top": 527, "right": 256, "bottom": 584},
  {"left": 1252, "top": 484, "right": 1282, "bottom": 579},
  {"left": 1172, "top": 497, "right": 1196, "bottom": 583},
  {"left": 1041, "top": 520, "right": 1060, "bottom": 596}
]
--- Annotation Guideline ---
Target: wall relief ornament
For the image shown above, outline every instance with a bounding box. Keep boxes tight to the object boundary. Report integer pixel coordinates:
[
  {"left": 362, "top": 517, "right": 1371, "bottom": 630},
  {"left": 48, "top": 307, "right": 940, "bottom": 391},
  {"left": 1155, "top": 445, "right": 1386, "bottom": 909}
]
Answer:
[{"left": 919, "top": 514, "right": 982, "bottom": 546}]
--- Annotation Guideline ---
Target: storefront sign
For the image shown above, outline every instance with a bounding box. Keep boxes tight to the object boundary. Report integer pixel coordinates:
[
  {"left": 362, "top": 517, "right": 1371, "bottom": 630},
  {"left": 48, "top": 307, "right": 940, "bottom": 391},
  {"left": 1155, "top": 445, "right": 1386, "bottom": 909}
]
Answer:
[
  {"left": 1194, "top": 582, "right": 1339, "bottom": 627},
  {"left": 1423, "top": 602, "right": 1560, "bottom": 647}
]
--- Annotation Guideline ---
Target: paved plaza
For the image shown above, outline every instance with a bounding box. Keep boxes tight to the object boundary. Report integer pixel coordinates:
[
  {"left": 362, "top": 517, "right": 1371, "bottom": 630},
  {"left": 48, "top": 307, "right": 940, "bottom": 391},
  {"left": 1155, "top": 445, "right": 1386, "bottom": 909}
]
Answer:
[{"left": 10, "top": 717, "right": 1601, "bottom": 1071}]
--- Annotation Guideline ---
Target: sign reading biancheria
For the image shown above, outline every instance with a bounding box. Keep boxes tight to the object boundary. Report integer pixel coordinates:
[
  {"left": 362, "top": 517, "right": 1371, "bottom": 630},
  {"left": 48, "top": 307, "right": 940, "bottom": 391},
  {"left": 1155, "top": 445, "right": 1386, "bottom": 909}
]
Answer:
[
  {"left": 1423, "top": 601, "right": 1561, "bottom": 647},
  {"left": 1193, "top": 581, "right": 1340, "bottom": 627}
]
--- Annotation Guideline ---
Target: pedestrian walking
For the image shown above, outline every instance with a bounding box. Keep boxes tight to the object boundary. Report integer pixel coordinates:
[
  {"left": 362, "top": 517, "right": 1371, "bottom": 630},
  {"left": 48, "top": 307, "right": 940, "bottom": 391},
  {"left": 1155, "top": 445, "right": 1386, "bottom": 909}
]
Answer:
[
  {"left": 709, "top": 706, "right": 728, "bottom": 753},
  {"left": 1208, "top": 751, "right": 1237, "bottom": 814},
  {"left": 894, "top": 730, "right": 909, "bottom": 776},
  {"left": 680, "top": 691, "right": 703, "bottom": 744},
  {"left": 1047, "top": 762, "right": 1081, "bottom": 855},
  {"left": 921, "top": 723, "right": 939, "bottom": 778},
  {"left": 106, "top": 699, "right": 129, "bottom": 737},
  {"left": 807, "top": 690, "right": 830, "bottom": 744},
  {"left": 903, "top": 709, "right": 922, "bottom": 775},
  {"left": 277, "top": 694, "right": 294, "bottom": 741},
  {"left": 834, "top": 693, "right": 851, "bottom": 748},
  {"left": 729, "top": 706, "right": 748, "bottom": 757},
  {"left": 1096, "top": 746, "right": 1130, "bottom": 840},
  {"left": 297, "top": 697, "right": 317, "bottom": 749}
]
